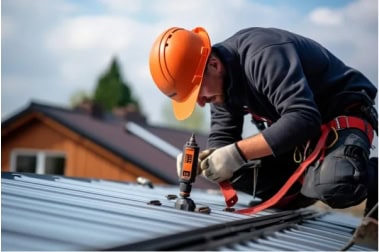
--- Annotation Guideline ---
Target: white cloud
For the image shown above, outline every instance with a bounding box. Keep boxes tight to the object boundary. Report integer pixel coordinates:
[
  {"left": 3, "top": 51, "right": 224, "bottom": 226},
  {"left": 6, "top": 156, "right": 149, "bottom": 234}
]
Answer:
[
  {"left": 145, "top": 0, "right": 292, "bottom": 41},
  {"left": 303, "top": 0, "right": 377, "bottom": 83},
  {"left": 46, "top": 16, "right": 138, "bottom": 51},
  {"left": 309, "top": 0, "right": 377, "bottom": 28},
  {"left": 2, "top": 0, "right": 377, "bottom": 127},
  {"left": 98, "top": 0, "right": 146, "bottom": 14},
  {"left": 1, "top": 17, "right": 15, "bottom": 39},
  {"left": 344, "top": 0, "right": 378, "bottom": 26},
  {"left": 44, "top": 12, "right": 160, "bottom": 118},
  {"left": 309, "top": 8, "right": 343, "bottom": 26},
  {"left": 2, "top": 75, "right": 28, "bottom": 94}
]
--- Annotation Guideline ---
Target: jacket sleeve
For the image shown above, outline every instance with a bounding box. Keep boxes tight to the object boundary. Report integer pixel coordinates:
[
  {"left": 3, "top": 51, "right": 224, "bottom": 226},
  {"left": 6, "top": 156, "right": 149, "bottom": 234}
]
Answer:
[
  {"left": 247, "top": 42, "right": 321, "bottom": 156},
  {"left": 207, "top": 103, "right": 244, "bottom": 149}
]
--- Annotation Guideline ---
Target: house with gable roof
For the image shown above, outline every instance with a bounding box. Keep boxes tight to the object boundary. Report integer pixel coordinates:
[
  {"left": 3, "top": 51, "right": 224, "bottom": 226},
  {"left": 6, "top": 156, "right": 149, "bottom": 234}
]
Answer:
[{"left": 1, "top": 101, "right": 216, "bottom": 189}]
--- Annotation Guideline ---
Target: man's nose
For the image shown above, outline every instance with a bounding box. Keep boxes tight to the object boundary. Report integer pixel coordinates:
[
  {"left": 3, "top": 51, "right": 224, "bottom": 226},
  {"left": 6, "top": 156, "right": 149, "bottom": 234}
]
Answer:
[{"left": 197, "top": 96, "right": 206, "bottom": 107}]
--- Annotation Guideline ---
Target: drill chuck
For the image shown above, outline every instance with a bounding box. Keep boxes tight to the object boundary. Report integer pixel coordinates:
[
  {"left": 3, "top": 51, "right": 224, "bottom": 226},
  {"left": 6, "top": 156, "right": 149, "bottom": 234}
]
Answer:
[{"left": 179, "top": 182, "right": 192, "bottom": 198}]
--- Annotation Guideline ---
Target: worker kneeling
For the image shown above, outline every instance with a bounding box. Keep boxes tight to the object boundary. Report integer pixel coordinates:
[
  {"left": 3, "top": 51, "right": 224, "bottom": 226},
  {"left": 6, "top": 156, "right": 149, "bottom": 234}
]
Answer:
[{"left": 149, "top": 26, "right": 378, "bottom": 217}]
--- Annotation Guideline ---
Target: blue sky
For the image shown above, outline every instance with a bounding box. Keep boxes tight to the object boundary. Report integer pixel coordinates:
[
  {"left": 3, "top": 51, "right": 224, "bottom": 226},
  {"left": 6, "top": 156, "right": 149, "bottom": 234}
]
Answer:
[{"left": 2, "top": 0, "right": 378, "bottom": 131}]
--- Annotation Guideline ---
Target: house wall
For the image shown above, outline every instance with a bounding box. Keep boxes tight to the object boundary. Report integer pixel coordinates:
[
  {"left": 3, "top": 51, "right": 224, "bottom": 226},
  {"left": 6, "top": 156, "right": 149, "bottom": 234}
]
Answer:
[{"left": 1, "top": 115, "right": 165, "bottom": 184}]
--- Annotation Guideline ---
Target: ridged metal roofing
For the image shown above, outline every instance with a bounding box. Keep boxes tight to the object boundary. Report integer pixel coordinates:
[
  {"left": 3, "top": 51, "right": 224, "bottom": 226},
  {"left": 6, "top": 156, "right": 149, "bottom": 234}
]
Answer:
[{"left": 1, "top": 172, "right": 373, "bottom": 251}]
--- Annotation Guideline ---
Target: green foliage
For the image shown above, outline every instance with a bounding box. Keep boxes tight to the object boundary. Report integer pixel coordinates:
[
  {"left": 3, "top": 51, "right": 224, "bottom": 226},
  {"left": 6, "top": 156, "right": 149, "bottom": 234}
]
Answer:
[{"left": 94, "top": 57, "right": 140, "bottom": 111}]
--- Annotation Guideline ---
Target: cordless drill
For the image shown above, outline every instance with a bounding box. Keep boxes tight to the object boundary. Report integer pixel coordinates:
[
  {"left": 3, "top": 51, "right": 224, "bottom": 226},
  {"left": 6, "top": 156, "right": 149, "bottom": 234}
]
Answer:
[{"left": 175, "top": 133, "right": 199, "bottom": 211}]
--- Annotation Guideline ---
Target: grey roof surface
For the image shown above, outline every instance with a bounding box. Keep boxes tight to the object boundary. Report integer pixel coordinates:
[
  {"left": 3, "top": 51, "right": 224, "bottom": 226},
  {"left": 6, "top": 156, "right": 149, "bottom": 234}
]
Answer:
[
  {"left": 1, "top": 101, "right": 216, "bottom": 189},
  {"left": 2, "top": 172, "right": 373, "bottom": 251}
]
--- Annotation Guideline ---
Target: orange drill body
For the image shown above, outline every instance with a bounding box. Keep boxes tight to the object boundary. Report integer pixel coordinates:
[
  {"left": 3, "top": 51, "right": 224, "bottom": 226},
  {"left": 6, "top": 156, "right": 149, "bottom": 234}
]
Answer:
[
  {"left": 178, "top": 133, "right": 199, "bottom": 197},
  {"left": 176, "top": 133, "right": 199, "bottom": 211}
]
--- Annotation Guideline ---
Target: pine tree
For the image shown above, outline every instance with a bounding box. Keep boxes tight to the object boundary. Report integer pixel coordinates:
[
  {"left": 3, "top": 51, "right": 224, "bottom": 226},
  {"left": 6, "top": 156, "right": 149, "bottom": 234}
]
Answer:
[{"left": 94, "top": 57, "right": 140, "bottom": 111}]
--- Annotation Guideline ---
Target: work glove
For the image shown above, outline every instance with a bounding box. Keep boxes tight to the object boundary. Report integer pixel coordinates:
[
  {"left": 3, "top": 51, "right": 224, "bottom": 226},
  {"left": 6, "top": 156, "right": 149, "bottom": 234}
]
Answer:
[
  {"left": 200, "top": 143, "right": 247, "bottom": 183},
  {"left": 176, "top": 149, "right": 216, "bottom": 177}
]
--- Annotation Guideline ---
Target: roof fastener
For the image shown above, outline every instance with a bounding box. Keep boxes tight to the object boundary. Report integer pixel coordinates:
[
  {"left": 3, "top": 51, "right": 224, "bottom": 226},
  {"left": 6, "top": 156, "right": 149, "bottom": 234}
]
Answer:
[
  {"left": 147, "top": 200, "right": 162, "bottom": 206},
  {"left": 223, "top": 207, "right": 235, "bottom": 212},
  {"left": 195, "top": 206, "right": 211, "bottom": 214},
  {"left": 166, "top": 194, "right": 178, "bottom": 200}
]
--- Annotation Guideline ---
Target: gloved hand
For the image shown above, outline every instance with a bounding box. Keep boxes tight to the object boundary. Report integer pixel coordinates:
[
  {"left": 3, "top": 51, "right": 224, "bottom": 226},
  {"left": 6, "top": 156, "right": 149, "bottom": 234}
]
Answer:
[
  {"left": 200, "top": 143, "right": 247, "bottom": 183},
  {"left": 176, "top": 149, "right": 216, "bottom": 177}
]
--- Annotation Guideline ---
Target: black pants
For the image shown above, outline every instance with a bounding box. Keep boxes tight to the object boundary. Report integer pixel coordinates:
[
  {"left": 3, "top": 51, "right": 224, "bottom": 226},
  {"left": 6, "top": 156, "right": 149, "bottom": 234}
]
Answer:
[
  {"left": 231, "top": 127, "right": 376, "bottom": 210},
  {"left": 301, "top": 128, "right": 372, "bottom": 208}
]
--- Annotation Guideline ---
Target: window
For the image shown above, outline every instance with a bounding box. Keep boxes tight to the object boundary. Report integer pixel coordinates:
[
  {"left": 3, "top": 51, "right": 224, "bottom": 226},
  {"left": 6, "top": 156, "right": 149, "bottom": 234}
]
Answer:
[
  {"left": 15, "top": 155, "right": 37, "bottom": 173},
  {"left": 45, "top": 156, "right": 65, "bottom": 175},
  {"left": 11, "top": 149, "right": 66, "bottom": 175}
]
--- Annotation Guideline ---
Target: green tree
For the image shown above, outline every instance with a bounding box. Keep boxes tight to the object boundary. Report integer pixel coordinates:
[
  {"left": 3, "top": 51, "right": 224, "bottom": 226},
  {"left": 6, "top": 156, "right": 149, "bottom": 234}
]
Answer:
[
  {"left": 94, "top": 57, "right": 140, "bottom": 111},
  {"left": 162, "top": 100, "right": 209, "bottom": 133}
]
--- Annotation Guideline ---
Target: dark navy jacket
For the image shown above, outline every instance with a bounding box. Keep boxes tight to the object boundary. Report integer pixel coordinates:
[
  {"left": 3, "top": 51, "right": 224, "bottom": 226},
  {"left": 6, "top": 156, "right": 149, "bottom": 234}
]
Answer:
[{"left": 208, "top": 27, "right": 377, "bottom": 156}]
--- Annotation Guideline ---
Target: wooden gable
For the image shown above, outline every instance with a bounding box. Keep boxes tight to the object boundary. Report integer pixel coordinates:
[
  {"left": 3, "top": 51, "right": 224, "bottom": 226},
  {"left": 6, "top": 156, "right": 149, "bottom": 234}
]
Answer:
[{"left": 2, "top": 110, "right": 165, "bottom": 184}]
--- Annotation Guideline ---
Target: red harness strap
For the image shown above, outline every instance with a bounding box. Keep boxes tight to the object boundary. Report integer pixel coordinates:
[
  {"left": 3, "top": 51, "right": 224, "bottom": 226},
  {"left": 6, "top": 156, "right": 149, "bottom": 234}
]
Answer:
[
  {"left": 219, "top": 116, "right": 374, "bottom": 214},
  {"left": 219, "top": 181, "right": 238, "bottom": 207},
  {"left": 330, "top": 116, "right": 374, "bottom": 143}
]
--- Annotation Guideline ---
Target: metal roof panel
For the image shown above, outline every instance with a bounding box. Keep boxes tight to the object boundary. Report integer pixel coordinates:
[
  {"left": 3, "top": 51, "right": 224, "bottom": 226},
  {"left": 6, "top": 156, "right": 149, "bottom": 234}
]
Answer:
[{"left": 1, "top": 172, "right": 374, "bottom": 251}]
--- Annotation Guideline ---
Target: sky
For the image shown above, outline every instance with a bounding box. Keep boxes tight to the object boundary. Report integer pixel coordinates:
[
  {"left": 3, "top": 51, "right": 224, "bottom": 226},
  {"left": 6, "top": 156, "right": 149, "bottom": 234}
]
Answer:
[{"left": 2, "top": 0, "right": 378, "bottom": 130}]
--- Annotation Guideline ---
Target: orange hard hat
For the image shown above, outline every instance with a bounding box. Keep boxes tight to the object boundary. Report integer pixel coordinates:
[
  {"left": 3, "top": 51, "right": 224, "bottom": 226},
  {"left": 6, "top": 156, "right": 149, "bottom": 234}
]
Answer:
[{"left": 149, "top": 27, "right": 211, "bottom": 120}]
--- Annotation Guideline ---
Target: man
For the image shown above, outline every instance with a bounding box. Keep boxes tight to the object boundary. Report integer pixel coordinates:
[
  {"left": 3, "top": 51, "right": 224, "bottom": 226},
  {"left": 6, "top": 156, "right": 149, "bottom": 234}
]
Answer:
[{"left": 149, "top": 27, "right": 378, "bottom": 215}]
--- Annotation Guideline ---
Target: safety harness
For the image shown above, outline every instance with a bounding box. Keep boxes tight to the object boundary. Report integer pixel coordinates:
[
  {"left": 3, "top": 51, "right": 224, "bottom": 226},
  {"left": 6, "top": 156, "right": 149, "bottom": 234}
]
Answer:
[{"left": 219, "top": 115, "right": 374, "bottom": 215}]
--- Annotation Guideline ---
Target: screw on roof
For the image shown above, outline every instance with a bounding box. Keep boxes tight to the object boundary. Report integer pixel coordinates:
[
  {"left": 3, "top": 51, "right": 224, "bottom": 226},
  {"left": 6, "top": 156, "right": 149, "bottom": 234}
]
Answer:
[
  {"left": 166, "top": 194, "right": 178, "bottom": 200},
  {"left": 147, "top": 200, "right": 162, "bottom": 206},
  {"left": 195, "top": 206, "right": 211, "bottom": 214}
]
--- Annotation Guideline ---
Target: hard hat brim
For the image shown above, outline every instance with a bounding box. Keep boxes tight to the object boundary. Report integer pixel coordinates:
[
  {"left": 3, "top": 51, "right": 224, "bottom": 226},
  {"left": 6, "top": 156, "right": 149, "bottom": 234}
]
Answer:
[
  {"left": 172, "top": 83, "right": 201, "bottom": 120},
  {"left": 172, "top": 27, "right": 211, "bottom": 121}
]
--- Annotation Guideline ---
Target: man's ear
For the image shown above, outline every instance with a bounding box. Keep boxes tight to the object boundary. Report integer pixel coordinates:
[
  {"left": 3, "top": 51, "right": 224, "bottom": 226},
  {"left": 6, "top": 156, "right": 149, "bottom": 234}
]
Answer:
[
  {"left": 206, "top": 55, "right": 220, "bottom": 73},
  {"left": 208, "top": 55, "right": 218, "bottom": 67}
]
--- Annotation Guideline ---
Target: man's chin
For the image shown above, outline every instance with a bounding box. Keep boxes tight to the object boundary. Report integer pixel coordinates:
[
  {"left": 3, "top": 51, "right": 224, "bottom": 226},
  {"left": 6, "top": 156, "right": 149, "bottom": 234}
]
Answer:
[
  {"left": 213, "top": 95, "right": 225, "bottom": 105},
  {"left": 213, "top": 101, "right": 224, "bottom": 106}
]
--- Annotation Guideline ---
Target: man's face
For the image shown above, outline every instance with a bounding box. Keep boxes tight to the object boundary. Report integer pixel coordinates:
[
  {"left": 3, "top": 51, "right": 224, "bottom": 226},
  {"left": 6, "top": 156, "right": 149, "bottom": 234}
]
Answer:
[{"left": 197, "top": 58, "right": 225, "bottom": 107}]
